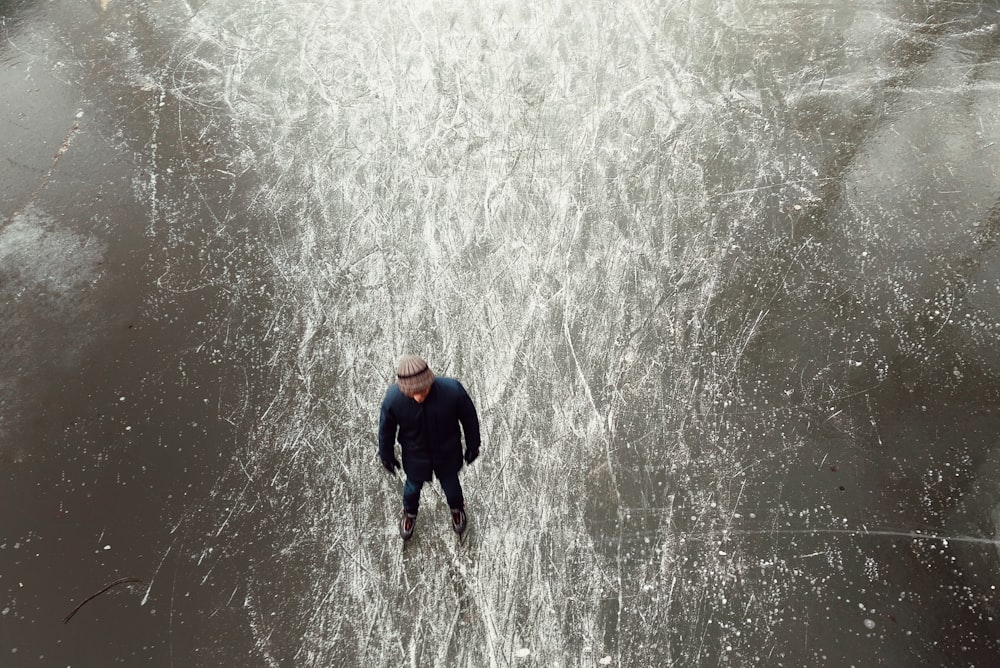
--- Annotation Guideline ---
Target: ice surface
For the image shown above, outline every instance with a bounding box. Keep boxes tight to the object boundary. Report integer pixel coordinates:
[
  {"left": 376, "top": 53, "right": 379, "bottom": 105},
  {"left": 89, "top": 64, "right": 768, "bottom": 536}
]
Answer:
[
  {"left": 0, "top": 206, "right": 105, "bottom": 456},
  {"left": 4, "top": 0, "right": 1000, "bottom": 665}
]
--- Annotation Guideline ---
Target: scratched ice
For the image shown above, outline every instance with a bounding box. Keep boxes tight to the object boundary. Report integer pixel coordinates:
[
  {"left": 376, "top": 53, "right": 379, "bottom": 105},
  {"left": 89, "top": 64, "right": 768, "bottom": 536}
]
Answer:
[{"left": 4, "top": 0, "right": 1000, "bottom": 665}]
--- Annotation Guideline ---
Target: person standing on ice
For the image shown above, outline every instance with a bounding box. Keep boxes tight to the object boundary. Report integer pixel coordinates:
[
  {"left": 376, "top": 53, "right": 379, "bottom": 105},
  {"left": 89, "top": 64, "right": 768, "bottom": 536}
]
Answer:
[{"left": 378, "top": 355, "right": 480, "bottom": 540}]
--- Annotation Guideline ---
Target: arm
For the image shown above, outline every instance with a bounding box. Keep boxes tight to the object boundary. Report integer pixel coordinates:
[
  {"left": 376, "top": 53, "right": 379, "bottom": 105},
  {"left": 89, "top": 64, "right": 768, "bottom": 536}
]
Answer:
[
  {"left": 378, "top": 394, "right": 400, "bottom": 470},
  {"left": 456, "top": 383, "right": 481, "bottom": 462}
]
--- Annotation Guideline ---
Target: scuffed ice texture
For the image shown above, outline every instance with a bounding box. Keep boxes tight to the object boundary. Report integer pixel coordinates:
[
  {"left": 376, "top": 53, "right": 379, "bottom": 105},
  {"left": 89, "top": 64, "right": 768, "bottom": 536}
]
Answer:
[
  {"left": 151, "top": 1, "right": 1000, "bottom": 665},
  {"left": 32, "top": 0, "right": 1000, "bottom": 665}
]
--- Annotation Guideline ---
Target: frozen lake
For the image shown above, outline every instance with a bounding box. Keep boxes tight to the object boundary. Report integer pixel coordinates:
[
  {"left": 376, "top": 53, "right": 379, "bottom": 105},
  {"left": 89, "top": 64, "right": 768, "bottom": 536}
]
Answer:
[{"left": 3, "top": 0, "right": 1000, "bottom": 665}]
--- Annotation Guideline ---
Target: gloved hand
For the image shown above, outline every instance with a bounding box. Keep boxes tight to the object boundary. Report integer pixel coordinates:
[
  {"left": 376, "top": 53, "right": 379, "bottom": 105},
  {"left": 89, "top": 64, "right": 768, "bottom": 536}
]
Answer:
[
  {"left": 464, "top": 448, "right": 479, "bottom": 465},
  {"left": 381, "top": 456, "right": 401, "bottom": 473}
]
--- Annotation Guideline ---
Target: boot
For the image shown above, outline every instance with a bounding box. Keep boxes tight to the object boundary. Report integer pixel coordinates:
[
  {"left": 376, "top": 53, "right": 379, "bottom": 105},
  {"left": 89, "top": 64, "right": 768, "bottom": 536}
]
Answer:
[
  {"left": 399, "top": 511, "right": 417, "bottom": 540},
  {"left": 450, "top": 507, "right": 467, "bottom": 535}
]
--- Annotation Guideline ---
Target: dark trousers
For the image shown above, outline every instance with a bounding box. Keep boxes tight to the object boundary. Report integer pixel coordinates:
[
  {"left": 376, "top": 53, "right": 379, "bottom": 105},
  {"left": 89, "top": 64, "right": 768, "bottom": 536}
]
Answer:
[{"left": 402, "top": 471, "right": 464, "bottom": 514}]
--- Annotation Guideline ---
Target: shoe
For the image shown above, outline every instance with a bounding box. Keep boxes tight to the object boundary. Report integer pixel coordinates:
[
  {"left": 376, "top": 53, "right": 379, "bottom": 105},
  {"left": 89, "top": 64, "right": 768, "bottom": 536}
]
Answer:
[
  {"left": 399, "top": 511, "right": 416, "bottom": 540},
  {"left": 450, "top": 507, "right": 467, "bottom": 535}
]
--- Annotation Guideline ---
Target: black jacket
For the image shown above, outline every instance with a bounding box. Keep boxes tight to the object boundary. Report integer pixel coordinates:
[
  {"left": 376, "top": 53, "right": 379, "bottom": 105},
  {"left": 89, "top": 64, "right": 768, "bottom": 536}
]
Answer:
[{"left": 378, "top": 377, "right": 481, "bottom": 482}]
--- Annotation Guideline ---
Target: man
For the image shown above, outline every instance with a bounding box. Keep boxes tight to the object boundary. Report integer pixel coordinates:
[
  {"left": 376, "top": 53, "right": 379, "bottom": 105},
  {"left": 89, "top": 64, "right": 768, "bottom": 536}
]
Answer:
[{"left": 378, "top": 355, "right": 481, "bottom": 540}]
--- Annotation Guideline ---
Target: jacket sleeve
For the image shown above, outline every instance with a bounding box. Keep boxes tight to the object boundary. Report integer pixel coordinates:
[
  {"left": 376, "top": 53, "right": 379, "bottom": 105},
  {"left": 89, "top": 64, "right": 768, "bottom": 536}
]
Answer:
[
  {"left": 456, "top": 383, "right": 481, "bottom": 455},
  {"left": 378, "top": 393, "right": 398, "bottom": 462}
]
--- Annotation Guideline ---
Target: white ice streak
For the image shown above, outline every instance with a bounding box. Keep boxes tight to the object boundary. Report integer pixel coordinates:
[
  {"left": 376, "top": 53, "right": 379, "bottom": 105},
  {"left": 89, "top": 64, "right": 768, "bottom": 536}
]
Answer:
[{"left": 129, "top": 0, "right": 1000, "bottom": 664}]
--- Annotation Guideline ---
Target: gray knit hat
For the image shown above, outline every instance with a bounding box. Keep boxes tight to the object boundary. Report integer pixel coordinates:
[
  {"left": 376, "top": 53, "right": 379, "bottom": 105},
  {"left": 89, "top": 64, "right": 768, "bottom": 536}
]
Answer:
[{"left": 396, "top": 355, "right": 435, "bottom": 395}]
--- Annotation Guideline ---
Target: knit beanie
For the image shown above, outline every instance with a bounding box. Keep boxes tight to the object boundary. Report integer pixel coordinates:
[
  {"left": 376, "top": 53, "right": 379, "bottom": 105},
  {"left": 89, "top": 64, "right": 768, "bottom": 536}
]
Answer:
[{"left": 396, "top": 355, "right": 435, "bottom": 395}]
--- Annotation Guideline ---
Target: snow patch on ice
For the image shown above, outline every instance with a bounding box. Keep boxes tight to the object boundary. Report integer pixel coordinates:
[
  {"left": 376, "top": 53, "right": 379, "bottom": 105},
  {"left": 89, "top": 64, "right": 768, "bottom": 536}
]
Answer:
[
  {"left": 0, "top": 206, "right": 106, "bottom": 454},
  {"left": 0, "top": 206, "right": 103, "bottom": 296}
]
